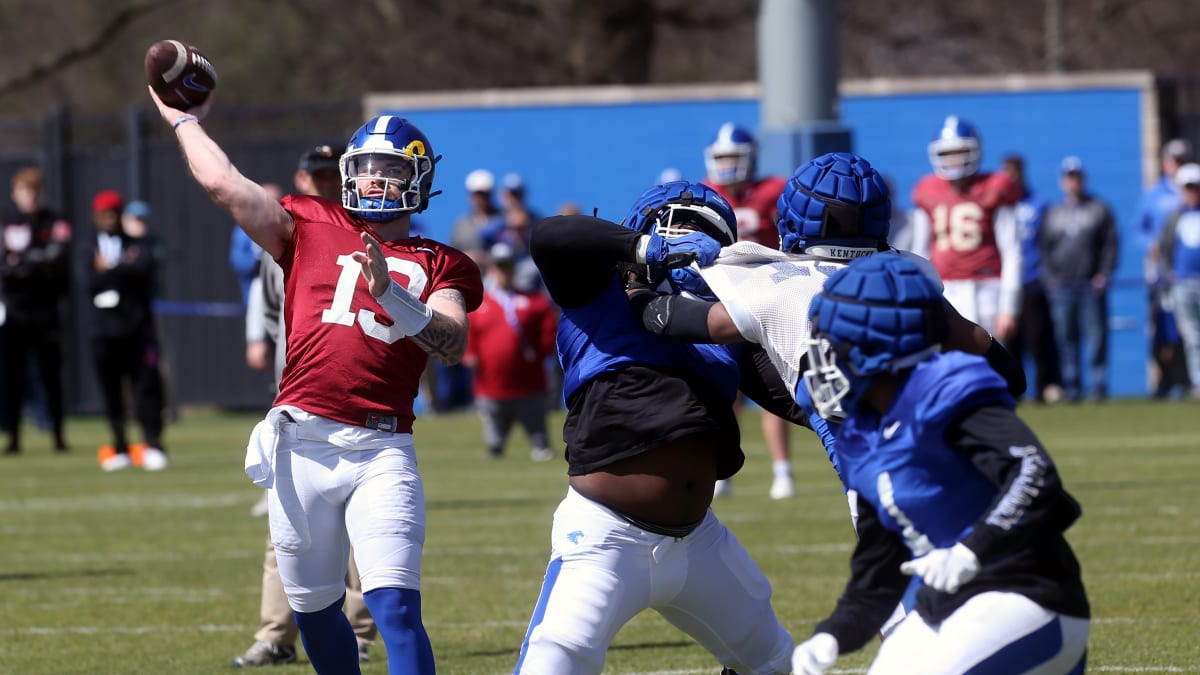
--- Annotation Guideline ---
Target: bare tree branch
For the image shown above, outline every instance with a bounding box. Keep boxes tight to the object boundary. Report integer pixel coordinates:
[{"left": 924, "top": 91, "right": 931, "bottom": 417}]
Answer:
[{"left": 0, "top": 0, "right": 179, "bottom": 98}]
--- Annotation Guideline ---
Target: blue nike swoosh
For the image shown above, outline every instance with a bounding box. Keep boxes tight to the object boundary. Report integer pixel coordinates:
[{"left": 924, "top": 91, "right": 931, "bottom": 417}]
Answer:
[{"left": 182, "top": 74, "right": 210, "bottom": 92}]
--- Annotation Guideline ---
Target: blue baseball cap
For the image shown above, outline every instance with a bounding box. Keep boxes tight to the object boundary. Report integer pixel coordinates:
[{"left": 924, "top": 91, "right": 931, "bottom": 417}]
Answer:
[
  {"left": 124, "top": 200, "right": 152, "bottom": 218},
  {"left": 1059, "top": 156, "right": 1085, "bottom": 175}
]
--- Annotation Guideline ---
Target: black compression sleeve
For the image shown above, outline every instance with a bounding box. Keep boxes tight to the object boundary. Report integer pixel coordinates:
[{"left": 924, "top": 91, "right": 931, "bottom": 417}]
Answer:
[
  {"left": 529, "top": 215, "right": 643, "bottom": 308},
  {"left": 984, "top": 337, "right": 1027, "bottom": 398},
  {"left": 813, "top": 497, "right": 911, "bottom": 653},
  {"left": 640, "top": 294, "right": 717, "bottom": 342},
  {"left": 738, "top": 345, "right": 810, "bottom": 427}
]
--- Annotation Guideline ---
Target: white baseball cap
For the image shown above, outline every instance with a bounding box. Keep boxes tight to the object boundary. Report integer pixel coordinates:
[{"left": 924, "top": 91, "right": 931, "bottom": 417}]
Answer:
[
  {"left": 465, "top": 169, "right": 495, "bottom": 193},
  {"left": 1176, "top": 162, "right": 1200, "bottom": 187}
]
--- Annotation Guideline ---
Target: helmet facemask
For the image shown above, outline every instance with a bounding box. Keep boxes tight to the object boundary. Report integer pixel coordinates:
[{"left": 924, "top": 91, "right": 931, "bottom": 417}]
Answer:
[
  {"left": 928, "top": 138, "right": 981, "bottom": 181},
  {"left": 341, "top": 150, "right": 434, "bottom": 221},
  {"left": 705, "top": 149, "right": 754, "bottom": 186},
  {"left": 650, "top": 203, "right": 736, "bottom": 247},
  {"left": 802, "top": 335, "right": 854, "bottom": 420}
]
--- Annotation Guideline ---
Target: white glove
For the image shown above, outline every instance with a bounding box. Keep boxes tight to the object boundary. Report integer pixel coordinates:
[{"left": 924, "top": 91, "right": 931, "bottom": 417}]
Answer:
[
  {"left": 899, "top": 542, "right": 980, "bottom": 593},
  {"left": 792, "top": 632, "right": 838, "bottom": 675}
]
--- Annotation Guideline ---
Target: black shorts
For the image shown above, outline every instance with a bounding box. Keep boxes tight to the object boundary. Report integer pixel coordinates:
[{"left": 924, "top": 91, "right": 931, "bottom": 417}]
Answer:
[{"left": 563, "top": 365, "right": 744, "bottom": 480}]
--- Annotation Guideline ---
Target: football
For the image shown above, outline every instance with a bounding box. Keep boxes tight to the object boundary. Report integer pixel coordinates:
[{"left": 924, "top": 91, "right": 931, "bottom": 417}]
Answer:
[{"left": 144, "top": 40, "right": 217, "bottom": 110}]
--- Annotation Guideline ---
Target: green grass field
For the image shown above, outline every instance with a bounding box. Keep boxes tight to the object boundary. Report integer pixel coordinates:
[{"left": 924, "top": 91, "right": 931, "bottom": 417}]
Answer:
[{"left": 1, "top": 401, "right": 1198, "bottom": 674}]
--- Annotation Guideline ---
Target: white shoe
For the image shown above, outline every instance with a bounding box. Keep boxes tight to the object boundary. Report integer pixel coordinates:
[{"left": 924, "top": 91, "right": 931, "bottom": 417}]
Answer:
[
  {"left": 713, "top": 479, "right": 732, "bottom": 498},
  {"left": 141, "top": 447, "right": 169, "bottom": 471},
  {"left": 101, "top": 452, "right": 132, "bottom": 472},
  {"left": 530, "top": 447, "right": 555, "bottom": 462},
  {"left": 769, "top": 474, "right": 796, "bottom": 500}
]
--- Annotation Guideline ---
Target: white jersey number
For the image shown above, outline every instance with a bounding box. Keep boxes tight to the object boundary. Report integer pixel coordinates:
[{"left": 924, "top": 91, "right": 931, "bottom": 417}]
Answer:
[
  {"left": 320, "top": 254, "right": 429, "bottom": 344},
  {"left": 931, "top": 202, "right": 984, "bottom": 252}
]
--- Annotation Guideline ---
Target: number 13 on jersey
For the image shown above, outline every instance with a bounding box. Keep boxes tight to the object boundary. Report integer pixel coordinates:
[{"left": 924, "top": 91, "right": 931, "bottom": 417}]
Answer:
[{"left": 321, "top": 254, "right": 429, "bottom": 344}]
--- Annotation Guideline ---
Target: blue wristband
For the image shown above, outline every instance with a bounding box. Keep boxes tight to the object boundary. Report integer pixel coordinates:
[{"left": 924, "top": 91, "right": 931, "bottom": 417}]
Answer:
[{"left": 172, "top": 115, "right": 198, "bottom": 130}]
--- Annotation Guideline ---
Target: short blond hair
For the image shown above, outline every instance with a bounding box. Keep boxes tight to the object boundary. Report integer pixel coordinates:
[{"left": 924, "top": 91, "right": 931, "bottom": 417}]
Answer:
[{"left": 11, "top": 166, "right": 42, "bottom": 191}]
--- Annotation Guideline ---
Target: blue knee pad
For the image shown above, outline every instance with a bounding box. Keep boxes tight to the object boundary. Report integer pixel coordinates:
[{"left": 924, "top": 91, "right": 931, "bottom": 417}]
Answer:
[
  {"left": 293, "top": 594, "right": 360, "bottom": 675},
  {"left": 364, "top": 587, "right": 436, "bottom": 675}
]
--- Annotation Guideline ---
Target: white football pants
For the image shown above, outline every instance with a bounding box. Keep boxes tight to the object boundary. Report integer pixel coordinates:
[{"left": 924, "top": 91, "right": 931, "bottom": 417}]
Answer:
[
  {"left": 942, "top": 277, "right": 1003, "bottom": 336},
  {"left": 870, "top": 591, "right": 1089, "bottom": 674},
  {"left": 249, "top": 406, "right": 427, "bottom": 613},
  {"left": 514, "top": 487, "right": 793, "bottom": 675}
]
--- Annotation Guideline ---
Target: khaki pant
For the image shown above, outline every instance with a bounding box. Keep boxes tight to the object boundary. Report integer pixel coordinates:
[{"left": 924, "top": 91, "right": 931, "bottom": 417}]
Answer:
[{"left": 254, "top": 534, "right": 377, "bottom": 647}]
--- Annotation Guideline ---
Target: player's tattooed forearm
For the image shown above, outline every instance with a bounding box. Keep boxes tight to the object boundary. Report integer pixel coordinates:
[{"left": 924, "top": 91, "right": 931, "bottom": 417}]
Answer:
[{"left": 411, "top": 289, "right": 468, "bottom": 364}]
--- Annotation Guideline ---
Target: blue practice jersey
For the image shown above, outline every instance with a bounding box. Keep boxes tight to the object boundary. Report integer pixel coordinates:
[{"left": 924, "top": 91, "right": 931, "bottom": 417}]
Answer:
[
  {"left": 558, "top": 275, "right": 742, "bottom": 404},
  {"left": 836, "top": 351, "right": 1012, "bottom": 550}
]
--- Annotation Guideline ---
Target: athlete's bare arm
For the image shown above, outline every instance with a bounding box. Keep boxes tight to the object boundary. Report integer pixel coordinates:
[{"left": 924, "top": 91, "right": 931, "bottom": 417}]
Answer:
[
  {"left": 410, "top": 288, "right": 469, "bottom": 365},
  {"left": 149, "top": 87, "right": 292, "bottom": 258}
]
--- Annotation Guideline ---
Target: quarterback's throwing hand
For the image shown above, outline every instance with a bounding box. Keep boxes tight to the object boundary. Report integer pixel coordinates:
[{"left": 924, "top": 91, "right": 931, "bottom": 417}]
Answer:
[
  {"left": 899, "top": 542, "right": 980, "bottom": 593},
  {"left": 352, "top": 231, "right": 390, "bottom": 297},
  {"left": 792, "top": 633, "right": 838, "bottom": 675}
]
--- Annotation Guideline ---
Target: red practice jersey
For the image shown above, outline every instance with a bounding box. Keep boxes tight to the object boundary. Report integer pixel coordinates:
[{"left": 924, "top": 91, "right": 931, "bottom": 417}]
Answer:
[
  {"left": 274, "top": 195, "right": 483, "bottom": 433},
  {"left": 708, "top": 176, "right": 788, "bottom": 247},
  {"left": 911, "top": 171, "right": 1019, "bottom": 281},
  {"left": 465, "top": 288, "right": 558, "bottom": 400}
]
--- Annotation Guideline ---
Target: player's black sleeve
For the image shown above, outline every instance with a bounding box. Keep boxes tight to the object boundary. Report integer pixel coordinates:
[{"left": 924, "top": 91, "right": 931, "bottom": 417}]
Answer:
[
  {"left": 629, "top": 292, "right": 718, "bottom": 342},
  {"left": 738, "top": 345, "right": 810, "bottom": 428},
  {"left": 812, "top": 496, "right": 910, "bottom": 653},
  {"left": 529, "top": 215, "right": 642, "bottom": 308},
  {"left": 944, "top": 404, "right": 1080, "bottom": 562},
  {"left": 984, "top": 337, "right": 1027, "bottom": 399}
]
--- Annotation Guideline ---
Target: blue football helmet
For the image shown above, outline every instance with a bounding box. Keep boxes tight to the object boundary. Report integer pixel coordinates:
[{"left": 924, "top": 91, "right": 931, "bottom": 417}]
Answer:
[
  {"left": 928, "top": 115, "right": 981, "bottom": 180},
  {"left": 704, "top": 123, "right": 757, "bottom": 186},
  {"left": 340, "top": 115, "right": 440, "bottom": 220},
  {"left": 622, "top": 180, "right": 737, "bottom": 299},
  {"left": 803, "top": 254, "right": 947, "bottom": 418},
  {"left": 775, "top": 152, "right": 891, "bottom": 259}
]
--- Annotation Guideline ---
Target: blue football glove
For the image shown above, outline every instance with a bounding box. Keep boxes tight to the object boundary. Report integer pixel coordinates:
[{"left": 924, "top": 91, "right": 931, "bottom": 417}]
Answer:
[{"left": 639, "top": 231, "right": 721, "bottom": 269}]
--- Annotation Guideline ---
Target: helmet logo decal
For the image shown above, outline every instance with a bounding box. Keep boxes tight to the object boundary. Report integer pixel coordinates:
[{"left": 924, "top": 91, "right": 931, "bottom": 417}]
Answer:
[{"left": 403, "top": 140, "right": 426, "bottom": 157}]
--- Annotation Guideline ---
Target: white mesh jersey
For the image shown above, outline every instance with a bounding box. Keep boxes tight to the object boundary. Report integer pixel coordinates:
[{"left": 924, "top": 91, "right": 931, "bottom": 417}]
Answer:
[{"left": 699, "top": 242, "right": 942, "bottom": 399}]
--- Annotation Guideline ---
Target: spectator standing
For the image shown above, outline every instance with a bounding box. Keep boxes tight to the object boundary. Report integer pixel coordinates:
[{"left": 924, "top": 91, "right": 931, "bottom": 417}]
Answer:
[
  {"left": 1, "top": 166, "right": 71, "bottom": 454},
  {"left": 1039, "top": 157, "right": 1119, "bottom": 403},
  {"left": 464, "top": 242, "right": 558, "bottom": 461},
  {"left": 1139, "top": 139, "right": 1194, "bottom": 396},
  {"left": 701, "top": 122, "right": 796, "bottom": 500},
  {"left": 235, "top": 144, "right": 378, "bottom": 668},
  {"left": 1001, "top": 154, "right": 1063, "bottom": 403},
  {"left": 89, "top": 192, "right": 168, "bottom": 471},
  {"left": 498, "top": 173, "right": 541, "bottom": 222},
  {"left": 1155, "top": 162, "right": 1200, "bottom": 400},
  {"left": 450, "top": 168, "right": 502, "bottom": 261}
]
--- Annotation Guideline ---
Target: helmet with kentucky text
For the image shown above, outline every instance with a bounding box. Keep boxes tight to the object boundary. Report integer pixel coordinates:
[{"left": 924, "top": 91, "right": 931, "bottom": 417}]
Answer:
[{"left": 775, "top": 152, "right": 891, "bottom": 259}]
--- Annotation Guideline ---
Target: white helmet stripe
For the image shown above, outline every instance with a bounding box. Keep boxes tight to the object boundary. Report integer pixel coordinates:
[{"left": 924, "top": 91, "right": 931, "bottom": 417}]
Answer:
[{"left": 372, "top": 115, "right": 394, "bottom": 133}]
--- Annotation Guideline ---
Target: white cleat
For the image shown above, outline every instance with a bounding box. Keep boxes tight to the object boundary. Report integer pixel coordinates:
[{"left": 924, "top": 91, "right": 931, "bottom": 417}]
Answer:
[
  {"left": 141, "top": 447, "right": 169, "bottom": 471},
  {"left": 713, "top": 479, "right": 733, "bottom": 499},
  {"left": 769, "top": 475, "right": 796, "bottom": 500},
  {"left": 101, "top": 452, "right": 132, "bottom": 472}
]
